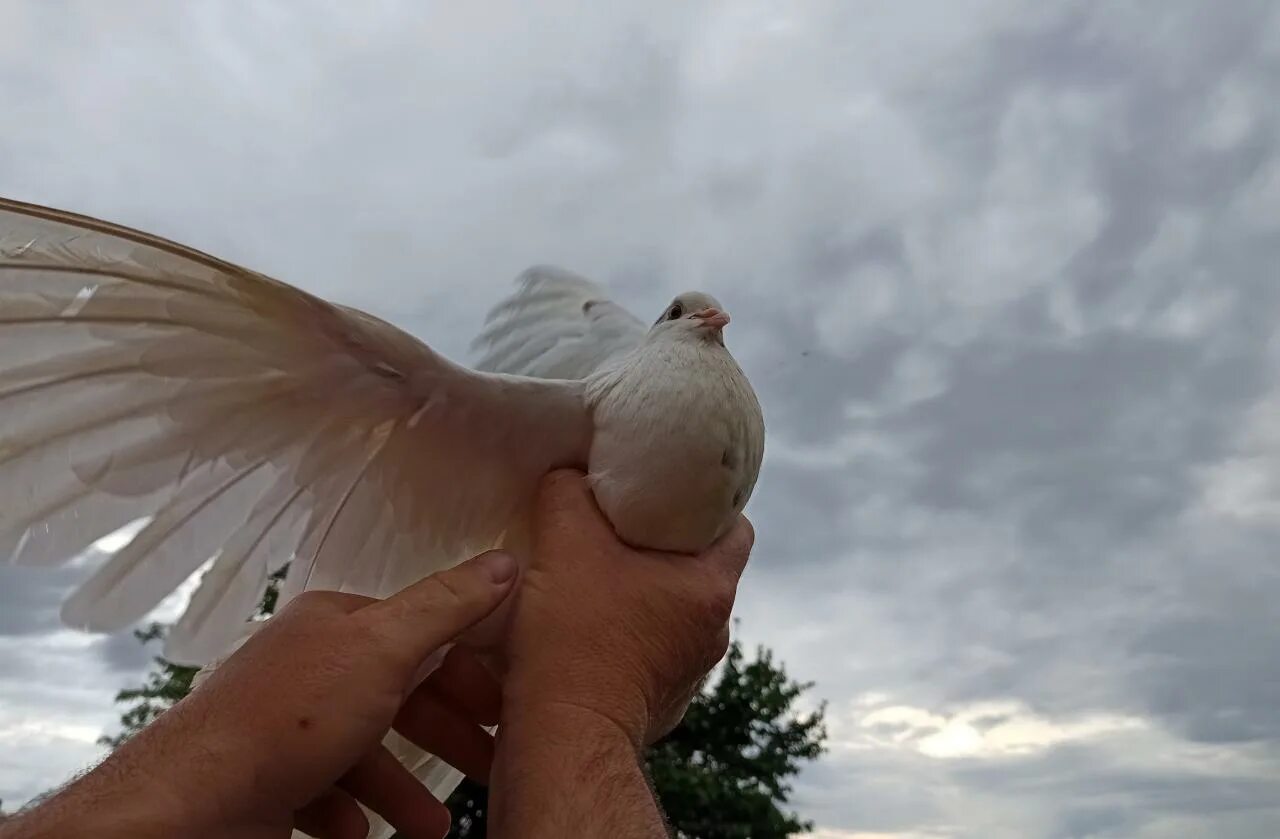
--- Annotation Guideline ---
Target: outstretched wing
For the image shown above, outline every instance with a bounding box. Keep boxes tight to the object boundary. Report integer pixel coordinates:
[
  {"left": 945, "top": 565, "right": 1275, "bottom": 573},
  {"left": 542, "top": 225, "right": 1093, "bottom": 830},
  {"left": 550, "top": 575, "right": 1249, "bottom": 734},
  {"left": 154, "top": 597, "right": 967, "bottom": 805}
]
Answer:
[
  {"left": 0, "top": 198, "right": 590, "bottom": 664},
  {"left": 472, "top": 265, "right": 646, "bottom": 378}
]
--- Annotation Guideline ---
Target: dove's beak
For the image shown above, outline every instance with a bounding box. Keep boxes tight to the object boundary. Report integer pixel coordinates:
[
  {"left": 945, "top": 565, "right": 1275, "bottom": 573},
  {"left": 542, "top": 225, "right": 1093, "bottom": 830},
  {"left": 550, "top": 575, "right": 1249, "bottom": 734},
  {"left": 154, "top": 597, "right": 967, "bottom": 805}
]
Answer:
[{"left": 691, "top": 308, "right": 730, "bottom": 330}]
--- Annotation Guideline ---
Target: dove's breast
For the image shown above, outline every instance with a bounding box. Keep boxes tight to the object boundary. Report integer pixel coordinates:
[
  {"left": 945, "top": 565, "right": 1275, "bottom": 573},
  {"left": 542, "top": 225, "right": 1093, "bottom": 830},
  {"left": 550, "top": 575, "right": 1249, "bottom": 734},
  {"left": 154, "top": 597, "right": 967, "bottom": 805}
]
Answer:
[{"left": 584, "top": 340, "right": 764, "bottom": 553}]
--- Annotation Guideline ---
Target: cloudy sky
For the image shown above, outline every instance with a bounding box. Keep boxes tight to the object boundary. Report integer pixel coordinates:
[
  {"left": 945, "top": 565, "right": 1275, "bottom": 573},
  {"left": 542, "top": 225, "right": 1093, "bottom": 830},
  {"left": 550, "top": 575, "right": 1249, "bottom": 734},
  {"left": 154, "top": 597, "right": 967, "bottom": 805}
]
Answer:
[{"left": 3, "top": 1, "right": 1280, "bottom": 835}]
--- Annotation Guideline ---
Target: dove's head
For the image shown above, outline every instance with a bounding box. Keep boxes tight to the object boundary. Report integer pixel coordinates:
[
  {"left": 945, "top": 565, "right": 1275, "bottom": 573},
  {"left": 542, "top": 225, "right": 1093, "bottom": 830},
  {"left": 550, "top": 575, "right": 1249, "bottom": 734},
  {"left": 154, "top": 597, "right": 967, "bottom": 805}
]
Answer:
[{"left": 648, "top": 291, "right": 730, "bottom": 346}]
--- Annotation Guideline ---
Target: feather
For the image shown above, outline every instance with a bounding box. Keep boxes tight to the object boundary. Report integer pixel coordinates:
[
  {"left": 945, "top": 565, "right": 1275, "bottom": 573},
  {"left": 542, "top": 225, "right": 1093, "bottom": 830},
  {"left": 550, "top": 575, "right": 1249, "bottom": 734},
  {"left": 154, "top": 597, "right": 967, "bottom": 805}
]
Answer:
[
  {"left": 471, "top": 265, "right": 645, "bottom": 378},
  {"left": 166, "top": 472, "right": 310, "bottom": 664},
  {"left": 60, "top": 457, "right": 275, "bottom": 631},
  {"left": 0, "top": 196, "right": 592, "bottom": 653}
]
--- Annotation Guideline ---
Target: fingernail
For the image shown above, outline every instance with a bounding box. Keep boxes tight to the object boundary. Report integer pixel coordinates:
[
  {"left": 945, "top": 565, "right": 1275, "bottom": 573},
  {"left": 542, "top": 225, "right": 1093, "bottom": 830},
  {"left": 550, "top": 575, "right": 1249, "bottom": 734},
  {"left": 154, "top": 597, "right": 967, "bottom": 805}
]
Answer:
[{"left": 478, "top": 550, "right": 517, "bottom": 584}]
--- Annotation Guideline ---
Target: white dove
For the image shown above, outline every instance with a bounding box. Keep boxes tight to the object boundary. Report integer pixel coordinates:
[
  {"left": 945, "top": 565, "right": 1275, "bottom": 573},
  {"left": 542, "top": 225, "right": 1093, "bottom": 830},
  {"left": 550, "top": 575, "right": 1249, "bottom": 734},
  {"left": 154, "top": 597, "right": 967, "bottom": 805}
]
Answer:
[{"left": 0, "top": 197, "right": 765, "bottom": 825}]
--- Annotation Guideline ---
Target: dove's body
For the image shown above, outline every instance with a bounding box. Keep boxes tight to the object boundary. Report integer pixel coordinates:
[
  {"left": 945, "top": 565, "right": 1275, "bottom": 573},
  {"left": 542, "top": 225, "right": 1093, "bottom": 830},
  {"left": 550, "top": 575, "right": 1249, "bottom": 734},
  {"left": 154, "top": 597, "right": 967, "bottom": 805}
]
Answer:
[{"left": 586, "top": 328, "right": 763, "bottom": 553}]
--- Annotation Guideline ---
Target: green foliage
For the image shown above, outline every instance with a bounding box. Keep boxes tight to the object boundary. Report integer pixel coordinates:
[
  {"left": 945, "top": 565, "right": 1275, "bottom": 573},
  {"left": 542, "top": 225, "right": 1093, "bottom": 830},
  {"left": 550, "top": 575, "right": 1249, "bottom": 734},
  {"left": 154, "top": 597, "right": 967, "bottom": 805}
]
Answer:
[
  {"left": 96, "top": 622, "right": 198, "bottom": 749},
  {"left": 648, "top": 641, "right": 827, "bottom": 838},
  {"left": 445, "top": 640, "right": 827, "bottom": 839},
  {"left": 104, "top": 571, "right": 826, "bottom": 839}
]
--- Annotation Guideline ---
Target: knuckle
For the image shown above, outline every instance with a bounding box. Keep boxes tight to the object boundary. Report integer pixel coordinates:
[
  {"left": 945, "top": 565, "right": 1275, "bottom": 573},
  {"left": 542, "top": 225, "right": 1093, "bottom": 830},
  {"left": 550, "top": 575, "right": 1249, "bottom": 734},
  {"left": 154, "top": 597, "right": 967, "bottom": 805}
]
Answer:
[
  {"left": 688, "top": 627, "right": 731, "bottom": 677},
  {"left": 344, "top": 612, "right": 411, "bottom": 669},
  {"left": 424, "top": 572, "right": 470, "bottom": 611},
  {"left": 284, "top": 590, "right": 338, "bottom": 615},
  {"left": 686, "top": 599, "right": 728, "bottom": 637},
  {"left": 544, "top": 467, "right": 581, "bottom": 486},
  {"left": 354, "top": 627, "right": 415, "bottom": 673},
  {"left": 709, "top": 625, "right": 731, "bottom": 664},
  {"left": 540, "top": 468, "right": 583, "bottom": 499},
  {"left": 696, "top": 583, "right": 736, "bottom": 629},
  {"left": 537, "top": 468, "right": 595, "bottom": 519},
  {"left": 289, "top": 590, "right": 325, "bottom": 609}
]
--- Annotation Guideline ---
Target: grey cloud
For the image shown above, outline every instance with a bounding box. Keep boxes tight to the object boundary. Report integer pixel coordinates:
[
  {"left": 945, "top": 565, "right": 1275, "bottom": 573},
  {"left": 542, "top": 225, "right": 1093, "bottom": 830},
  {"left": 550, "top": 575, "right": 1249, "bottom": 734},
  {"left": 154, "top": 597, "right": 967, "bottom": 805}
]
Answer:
[
  {"left": 1131, "top": 609, "right": 1280, "bottom": 745},
  {"left": 899, "top": 329, "right": 1254, "bottom": 543},
  {"left": 0, "top": 566, "right": 87, "bottom": 637},
  {"left": 93, "top": 628, "right": 157, "bottom": 675},
  {"left": 757, "top": 336, "right": 908, "bottom": 439},
  {"left": 791, "top": 751, "right": 954, "bottom": 836},
  {"left": 950, "top": 742, "right": 1280, "bottom": 839},
  {"left": 3, "top": 1, "right": 1280, "bottom": 836}
]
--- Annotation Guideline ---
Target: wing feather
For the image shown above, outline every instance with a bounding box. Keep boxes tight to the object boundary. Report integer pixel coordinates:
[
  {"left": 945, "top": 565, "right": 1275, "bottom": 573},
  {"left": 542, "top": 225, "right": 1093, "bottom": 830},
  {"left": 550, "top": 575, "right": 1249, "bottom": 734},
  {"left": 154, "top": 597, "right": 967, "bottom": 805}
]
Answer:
[
  {"left": 0, "top": 197, "right": 592, "bottom": 664},
  {"left": 167, "top": 470, "right": 313, "bottom": 663},
  {"left": 471, "top": 265, "right": 646, "bottom": 379},
  {"left": 60, "top": 457, "right": 275, "bottom": 630}
]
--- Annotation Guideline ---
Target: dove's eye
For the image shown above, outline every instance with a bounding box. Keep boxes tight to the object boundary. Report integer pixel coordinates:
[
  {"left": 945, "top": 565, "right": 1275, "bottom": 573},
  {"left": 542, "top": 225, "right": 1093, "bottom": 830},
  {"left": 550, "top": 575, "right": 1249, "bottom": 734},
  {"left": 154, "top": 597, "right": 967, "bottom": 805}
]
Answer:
[{"left": 666, "top": 303, "right": 684, "bottom": 321}]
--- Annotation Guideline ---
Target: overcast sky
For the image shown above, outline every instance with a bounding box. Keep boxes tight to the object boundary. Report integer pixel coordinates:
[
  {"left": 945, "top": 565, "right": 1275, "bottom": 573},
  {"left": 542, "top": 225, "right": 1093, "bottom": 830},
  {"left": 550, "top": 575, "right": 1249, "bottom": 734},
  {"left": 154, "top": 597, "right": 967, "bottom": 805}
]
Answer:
[{"left": 3, "top": 2, "right": 1280, "bottom": 836}]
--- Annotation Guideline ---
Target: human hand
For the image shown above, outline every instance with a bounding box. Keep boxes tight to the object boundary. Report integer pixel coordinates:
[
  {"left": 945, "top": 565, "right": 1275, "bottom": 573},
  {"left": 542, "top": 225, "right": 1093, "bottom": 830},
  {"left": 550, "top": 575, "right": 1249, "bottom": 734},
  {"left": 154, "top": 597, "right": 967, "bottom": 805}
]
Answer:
[
  {"left": 503, "top": 469, "right": 755, "bottom": 749},
  {"left": 90, "top": 550, "right": 514, "bottom": 839}
]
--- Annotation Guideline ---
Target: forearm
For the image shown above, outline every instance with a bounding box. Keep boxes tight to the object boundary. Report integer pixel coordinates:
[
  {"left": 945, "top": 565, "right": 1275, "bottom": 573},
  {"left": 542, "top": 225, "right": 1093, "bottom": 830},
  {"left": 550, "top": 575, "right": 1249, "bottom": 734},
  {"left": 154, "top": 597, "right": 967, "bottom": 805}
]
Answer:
[
  {"left": 0, "top": 704, "right": 268, "bottom": 839},
  {"left": 0, "top": 751, "right": 191, "bottom": 839},
  {"left": 489, "top": 703, "right": 669, "bottom": 839}
]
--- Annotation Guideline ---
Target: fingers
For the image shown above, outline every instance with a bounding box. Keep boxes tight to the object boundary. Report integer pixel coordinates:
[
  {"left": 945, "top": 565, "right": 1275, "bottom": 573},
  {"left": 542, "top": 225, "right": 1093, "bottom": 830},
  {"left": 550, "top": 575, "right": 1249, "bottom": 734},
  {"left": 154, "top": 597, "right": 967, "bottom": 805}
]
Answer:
[
  {"left": 295, "top": 788, "right": 369, "bottom": 839},
  {"left": 357, "top": 550, "right": 518, "bottom": 667},
  {"left": 395, "top": 686, "right": 496, "bottom": 783},
  {"left": 425, "top": 647, "right": 502, "bottom": 726},
  {"left": 338, "top": 746, "right": 451, "bottom": 839},
  {"left": 537, "top": 467, "right": 590, "bottom": 507},
  {"left": 701, "top": 514, "right": 755, "bottom": 582},
  {"left": 282, "top": 589, "right": 378, "bottom": 617},
  {"left": 396, "top": 648, "right": 501, "bottom": 786},
  {"left": 710, "top": 622, "right": 732, "bottom": 667},
  {"left": 535, "top": 468, "right": 613, "bottom": 538}
]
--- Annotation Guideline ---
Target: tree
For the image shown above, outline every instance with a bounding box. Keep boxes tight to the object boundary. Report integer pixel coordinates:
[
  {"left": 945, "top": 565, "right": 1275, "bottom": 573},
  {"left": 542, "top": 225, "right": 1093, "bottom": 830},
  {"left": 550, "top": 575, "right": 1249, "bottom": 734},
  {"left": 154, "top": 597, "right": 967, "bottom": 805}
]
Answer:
[
  {"left": 445, "top": 638, "right": 826, "bottom": 839},
  {"left": 99, "top": 567, "right": 285, "bottom": 749},
  {"left": 96, "top": 621, "right": 198, "bottom": 749},
  {"left": 104, "top": 576, "right": 826, "bottom": 838}
]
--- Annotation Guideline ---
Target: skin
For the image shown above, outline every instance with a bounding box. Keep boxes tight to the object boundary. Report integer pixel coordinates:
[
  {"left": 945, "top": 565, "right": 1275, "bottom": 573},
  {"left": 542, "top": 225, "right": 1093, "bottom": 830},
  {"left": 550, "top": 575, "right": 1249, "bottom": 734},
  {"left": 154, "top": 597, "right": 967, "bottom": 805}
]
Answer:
[
  {"left": 1, "top": 551, "right": 518, "bottom": 839},
  {"left": 0, "top": 469, "right": 753, "bottom": 839},
  {"left": 492, "top": 469, "right": 754, "bottom": 837}
]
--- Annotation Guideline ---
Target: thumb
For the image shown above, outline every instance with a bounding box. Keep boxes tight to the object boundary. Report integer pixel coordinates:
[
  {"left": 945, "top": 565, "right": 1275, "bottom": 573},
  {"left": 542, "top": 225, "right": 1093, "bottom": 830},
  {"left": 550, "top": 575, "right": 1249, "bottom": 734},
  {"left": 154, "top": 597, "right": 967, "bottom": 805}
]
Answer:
[
  {"left": 535, "top": 468, "right": 614, "bottom": 541},
  {"left": 357, "top": 550, "right": 518, "bottom": 668}
]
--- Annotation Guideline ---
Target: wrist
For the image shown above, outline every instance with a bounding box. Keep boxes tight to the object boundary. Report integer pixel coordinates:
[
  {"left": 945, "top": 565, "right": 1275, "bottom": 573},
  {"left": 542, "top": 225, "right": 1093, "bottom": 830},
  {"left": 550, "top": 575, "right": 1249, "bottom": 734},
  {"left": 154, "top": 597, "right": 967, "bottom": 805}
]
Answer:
[
  {"left": 491, "top": 694, "right": 669, "bottom": 838},
  {"left": 503, "top": 696, "right": 647, "bottom": 754},
  {"left": 503, "top": 663, "right": 654, "bottom": 751}
]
